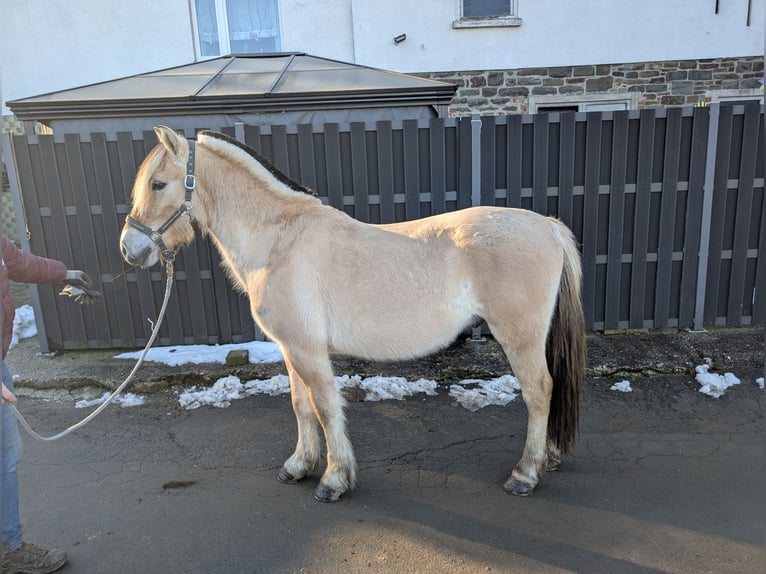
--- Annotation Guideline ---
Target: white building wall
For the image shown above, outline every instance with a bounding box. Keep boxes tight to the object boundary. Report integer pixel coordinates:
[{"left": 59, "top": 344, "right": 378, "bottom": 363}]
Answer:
[
  {"left": 0, "top": 0, "right": 194, "bottom": 115},
  {"left": 345, "top": 0, "right": 764, "bottom": 73},
  {"left": 1, "top": 0, "right": 762, "bottom": 115}
]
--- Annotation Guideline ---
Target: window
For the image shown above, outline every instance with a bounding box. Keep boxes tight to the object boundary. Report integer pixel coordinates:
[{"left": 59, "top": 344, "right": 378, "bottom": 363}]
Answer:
[
  {"left": 454, "top": 0, "right": 521, "bottom": 28},
  {"left": 194, "top": 0, "right": 281, "bottom": 58},
  {"left": 529, "top": 94, "right": 638, "bottom": 114}
]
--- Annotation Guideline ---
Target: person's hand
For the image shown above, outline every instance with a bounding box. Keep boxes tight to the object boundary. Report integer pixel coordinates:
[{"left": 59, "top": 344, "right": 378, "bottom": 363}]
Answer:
[
  {"left": 60, "top": 270, "right": 102, "bottom": 304},
  {"left": 2, "top": 382, "right": 17, "bottom": 403}
]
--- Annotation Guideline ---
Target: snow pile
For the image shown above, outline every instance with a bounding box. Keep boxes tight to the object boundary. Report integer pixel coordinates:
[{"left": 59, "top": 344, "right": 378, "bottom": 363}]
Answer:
[
  {"left": 75, "top": 392, "right": 145, "bottom": 408},
  {"left": 352, "top": 375, "right": 438, "bottom": 401},
  {"left": 610, "top": 380, "right": 633, "bottom": 393},
  {"left": 9, "top": 305, "right": 37, "bottom": 349},
  {"left": 449, "top": 375, "right": 521, "bottom": 412},
  {"left": 178, "top": 374, "right": 440, "bottom": 410},
  {"left": 115, "top": 341, "right": 282, "bottom": 366},
  {"left": 695, "top": 364, "right": 741, "bottom": 398}
]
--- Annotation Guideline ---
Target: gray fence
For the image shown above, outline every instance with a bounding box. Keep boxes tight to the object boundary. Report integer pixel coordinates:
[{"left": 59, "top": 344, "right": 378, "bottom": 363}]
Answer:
[{"left": 2, "top": 104, "right": 763, "bottom": 351}]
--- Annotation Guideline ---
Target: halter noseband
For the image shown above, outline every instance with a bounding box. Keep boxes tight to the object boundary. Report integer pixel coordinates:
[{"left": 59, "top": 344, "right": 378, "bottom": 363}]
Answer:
[{"left": 126, "top": 140, "right": 196, "bottom": 264}]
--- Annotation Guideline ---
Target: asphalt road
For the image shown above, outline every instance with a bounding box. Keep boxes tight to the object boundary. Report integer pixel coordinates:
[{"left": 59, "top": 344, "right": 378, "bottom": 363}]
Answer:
[{"left": 9, "top": 363, "right": 765, "bottom": 574}]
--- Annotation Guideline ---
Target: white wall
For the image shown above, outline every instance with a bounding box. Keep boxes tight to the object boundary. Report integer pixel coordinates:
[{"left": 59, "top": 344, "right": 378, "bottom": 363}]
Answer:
[
  {"left": 0, "top": 0, "right": 194, "bottom": 115},
  {"left": 2, "top": 0, "right": 762, "bottom": 115},
  {"left": 344, "top": 0, "right": 764, "bottom": 73}
]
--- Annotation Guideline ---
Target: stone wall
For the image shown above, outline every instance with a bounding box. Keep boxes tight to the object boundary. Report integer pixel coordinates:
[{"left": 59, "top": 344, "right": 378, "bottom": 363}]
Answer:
[{"left": 419, "top": 55, "right": 764, "bottom": 115}]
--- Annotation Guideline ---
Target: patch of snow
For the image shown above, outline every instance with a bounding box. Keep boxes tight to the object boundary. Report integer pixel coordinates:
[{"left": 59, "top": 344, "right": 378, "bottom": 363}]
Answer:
[
  {"left": 695, "top": 364, "right": 741, "bottom": 398},
  {"left": 355, "top": 376, "right": 438, "bottom": 401},
  {"left": 75, "top": 392, "right": 145, "bottom": 408},
  {"left": 756, "top": 377, "right": 764, "bottom": 390},
  {"left": 449, "top": 375, "right": 521, "bottom": 412},
  {"left": 610, "top": 380, "right": 633, "bottom": 393},
  {"left": 9, "top": 305, "right": 37, "bottom": 349},
  {"left": 114, "top": 341, "right": 282, "bottom": 366}
]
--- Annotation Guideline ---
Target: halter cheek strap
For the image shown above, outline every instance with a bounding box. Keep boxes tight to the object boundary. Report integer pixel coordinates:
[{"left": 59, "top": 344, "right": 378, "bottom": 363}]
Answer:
[{"left": 126, "top": 140, "right": 196, "bottom": 264}]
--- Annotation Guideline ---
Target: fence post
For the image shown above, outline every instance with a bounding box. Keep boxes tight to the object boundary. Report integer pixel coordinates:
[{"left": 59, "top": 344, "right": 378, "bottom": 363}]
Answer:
[
  {"left": 692, "top": 103, "right": 720, "bottom": 332},
  {"left": 471, "top": 114, "right": 481, "bottom": 207}
]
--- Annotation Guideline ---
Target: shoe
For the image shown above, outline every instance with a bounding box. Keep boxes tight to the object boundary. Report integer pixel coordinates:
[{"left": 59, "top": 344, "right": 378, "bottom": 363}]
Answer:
[{"left": 1, "top": 542, "right": 67, "bottom": 574}]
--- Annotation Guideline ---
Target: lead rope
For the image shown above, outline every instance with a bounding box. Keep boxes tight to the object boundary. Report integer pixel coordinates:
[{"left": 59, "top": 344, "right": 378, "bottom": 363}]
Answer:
[{"left": 9, "top": 261, "right": 175, "bottom": 442}]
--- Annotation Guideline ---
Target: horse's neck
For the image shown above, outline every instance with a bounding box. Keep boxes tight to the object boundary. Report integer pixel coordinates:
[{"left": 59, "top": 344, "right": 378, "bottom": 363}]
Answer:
[{"left": 195, "top": 153, "right": 315, "bottom": 274}]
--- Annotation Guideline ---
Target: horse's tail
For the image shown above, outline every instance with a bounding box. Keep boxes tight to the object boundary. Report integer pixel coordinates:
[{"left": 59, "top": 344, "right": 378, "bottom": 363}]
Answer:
[{"left": 546, "top": 219, "right": 586, "bottom": 454}]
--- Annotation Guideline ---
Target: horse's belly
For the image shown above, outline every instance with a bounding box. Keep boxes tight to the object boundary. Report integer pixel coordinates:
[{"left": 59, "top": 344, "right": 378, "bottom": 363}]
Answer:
[{"left": 327, "top": 286, "right": 481, "bottom": 361}]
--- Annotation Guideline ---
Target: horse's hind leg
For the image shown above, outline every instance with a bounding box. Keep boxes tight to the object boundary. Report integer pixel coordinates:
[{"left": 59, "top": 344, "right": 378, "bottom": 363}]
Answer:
[
  {"left": 489, "top": 324, "right": 552, "bottom": 496},
  {"left": 281, "top": 348, "right": 356, "bottom": 503},
  {"left": 277, "top": 360, "right": 322, "bottom": 484}
]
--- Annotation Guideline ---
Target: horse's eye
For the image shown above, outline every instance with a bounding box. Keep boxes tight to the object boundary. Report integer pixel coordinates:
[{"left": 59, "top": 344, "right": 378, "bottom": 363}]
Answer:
[{"left": 151, "top": 180, "right": 167, "bottom": 192}]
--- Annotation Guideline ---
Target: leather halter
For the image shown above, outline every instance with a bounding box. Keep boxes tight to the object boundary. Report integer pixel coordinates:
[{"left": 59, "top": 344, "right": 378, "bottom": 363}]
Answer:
[{"left": 126, "top": 140, "right": 196, "bottom": 263}]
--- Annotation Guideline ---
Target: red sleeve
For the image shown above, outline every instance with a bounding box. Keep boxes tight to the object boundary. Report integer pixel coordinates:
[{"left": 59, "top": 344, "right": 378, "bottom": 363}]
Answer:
[{"left": 2, "top": 238, "right": 68, "bottom": 285}]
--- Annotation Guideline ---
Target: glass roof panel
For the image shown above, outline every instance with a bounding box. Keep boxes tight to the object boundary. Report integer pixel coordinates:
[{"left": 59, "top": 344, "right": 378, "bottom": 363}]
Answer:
[{"left": 202, "top": 72, "right": 281, "bottom": 96}]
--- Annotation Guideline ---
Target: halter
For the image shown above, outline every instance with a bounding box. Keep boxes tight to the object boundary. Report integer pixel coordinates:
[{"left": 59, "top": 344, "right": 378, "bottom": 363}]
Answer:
[{"left": 126, "top": 140, "right": 196, "bottom": 263}]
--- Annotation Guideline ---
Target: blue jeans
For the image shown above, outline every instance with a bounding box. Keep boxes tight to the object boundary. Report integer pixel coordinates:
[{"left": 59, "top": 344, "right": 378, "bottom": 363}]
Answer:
[{"left": 2, "top": 362, "right": 24, "bottom": 552}]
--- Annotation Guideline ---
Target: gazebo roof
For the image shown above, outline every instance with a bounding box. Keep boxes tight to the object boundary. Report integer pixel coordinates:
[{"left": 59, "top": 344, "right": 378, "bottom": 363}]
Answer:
[{"left": 7, "top": 53, "right": 456, "bottom": 120}]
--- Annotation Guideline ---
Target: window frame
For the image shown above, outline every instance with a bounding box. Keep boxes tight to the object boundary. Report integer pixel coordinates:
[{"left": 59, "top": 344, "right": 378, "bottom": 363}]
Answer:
[
  {"left": 191, "top": 0, "right": 282, "bottom": 60},
  {"left": 528, "top": 93, "right": 639, "bottom": 114},
  {"left": 453, "top": 0, "right": 521, "bottom": 28}
]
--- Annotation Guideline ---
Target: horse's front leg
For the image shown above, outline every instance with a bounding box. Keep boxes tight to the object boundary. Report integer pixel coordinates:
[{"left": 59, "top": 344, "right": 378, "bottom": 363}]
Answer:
[
  {"left": 277, "top": 360, "right": 322, "bottom": 484},
  {"left": 282, "top": 349, "right": 357, "bottom": 503}
]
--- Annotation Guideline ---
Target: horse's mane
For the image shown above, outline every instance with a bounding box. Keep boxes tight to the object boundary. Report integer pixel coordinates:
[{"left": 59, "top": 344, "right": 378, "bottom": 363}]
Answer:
[{"left": 198, "top": 130, "right": 316, "bottom": 197}]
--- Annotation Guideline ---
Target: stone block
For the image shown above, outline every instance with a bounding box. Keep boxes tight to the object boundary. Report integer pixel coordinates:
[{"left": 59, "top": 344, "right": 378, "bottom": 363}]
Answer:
[
  {"left": 517, "top": 67, "right": 548, "bottom": 76},
  {"left": 665, "top": 70, "right": 687, "bottom": 81},
  {"left": 549, "top": 66, "right": 572, "bottom": 78},
  {"left": 670, "top": 81, "right": 694, "bottom": 95},
  {"left": 498, "top": 86, "right": 529, "bottom": 97},
  {"left": 487, "top": 71, "right": 505, "bottom": 86},
  {"left": 573, "top": 65, "right": 595, "bottom": 76},
  {"left": 226, "top": 349, "right": 250, "bottom": 366},
  {"left": 531, "top": 86, "right": 558, "bottom": 95},
  {"left": 585, "top": 76, "right": 614, "bottom": 92},
  {"left": 688, "top": 70, "right": 712, "bottom": 80}
]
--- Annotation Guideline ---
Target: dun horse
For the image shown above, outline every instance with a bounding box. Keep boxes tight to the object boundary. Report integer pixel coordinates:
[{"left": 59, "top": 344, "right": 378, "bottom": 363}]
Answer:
[{"left": 120, "top": 126, "right": 586, "bottom": 502}]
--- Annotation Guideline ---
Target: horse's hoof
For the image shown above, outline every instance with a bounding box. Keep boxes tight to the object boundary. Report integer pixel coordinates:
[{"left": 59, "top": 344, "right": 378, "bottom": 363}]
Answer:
[
  {"left": 314, "top": 484, "right": 344, "bottom": 503},
  {"left": 546, "top": 459, "right": 561, "bottom": 472},
  {"left": 503, "top": 478, "right": 535, "bottom": 496},
  {"left": 277, "top": 468, "right": 303, "bottom": 484}
]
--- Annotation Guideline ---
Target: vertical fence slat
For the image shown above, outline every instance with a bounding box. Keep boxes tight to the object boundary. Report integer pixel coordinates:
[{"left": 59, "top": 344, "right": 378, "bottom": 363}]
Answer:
[
  {"left": 350, "top": 122, "right": 370, "bottom": 223},
  {"left": 457, "top": 117, "right": 473, "bottom": 209},
  {"left": 582, "top": 113, "right": 602, "bottom": 328},
  {"left": 376, "top": 121, "right": 395, "bottom": 223},
  {"left": 605, "top": 111, "right": 629, "bottom": 330},
  {"left": 704, "top": 106, "right": 734, "bottom": 325},
  {"left": 429, "top": 118, "right": 446, "bottom": 215},
  {"left": 532, "top": 114, "right": 549, "bottom": 214},
  {"left": 630, "top": 109, "right": 656, "bottom": 328},
  {"left": 678, "top": 108, "right": 709, "bottom": 328},
  {"left": 654, "top": 108, "right": 683, "bottom": 327},
  {"left": 726, "top": 104, "right": 759, "bottom": 324},
  {"left": 297, "top": 124, "right": 317, "bottom": 191},
  {"left": 403, "top": 119, "right": 420, "bottom": 219},
  {"left": 323, "top": 123, "right": 344, "bottom": 210},
  {"left": 505, "top": 115, "right": 523, "bottom": 208},
  {"left": 480, "top": 115, "right": 497, "bottom": 206},
  {"left": 557, "top": 112, "right": 576, "bottom": 226}
]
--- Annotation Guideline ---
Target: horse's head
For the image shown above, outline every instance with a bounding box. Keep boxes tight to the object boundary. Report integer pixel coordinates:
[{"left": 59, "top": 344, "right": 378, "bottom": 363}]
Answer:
[{"left": 120, "top": 126, "right": 197, "bottom": 268}]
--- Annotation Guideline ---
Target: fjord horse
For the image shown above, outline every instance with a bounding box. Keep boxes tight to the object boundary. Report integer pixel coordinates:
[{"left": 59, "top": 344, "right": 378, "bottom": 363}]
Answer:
[{"left": 120, "top": 126, "right": 586, "bottom": 502}]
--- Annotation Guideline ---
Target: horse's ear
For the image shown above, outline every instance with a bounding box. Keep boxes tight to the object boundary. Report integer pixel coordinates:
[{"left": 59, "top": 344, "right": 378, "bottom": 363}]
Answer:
[{"left": 154, "top": 126, "right": 184, "bottom": 158}]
